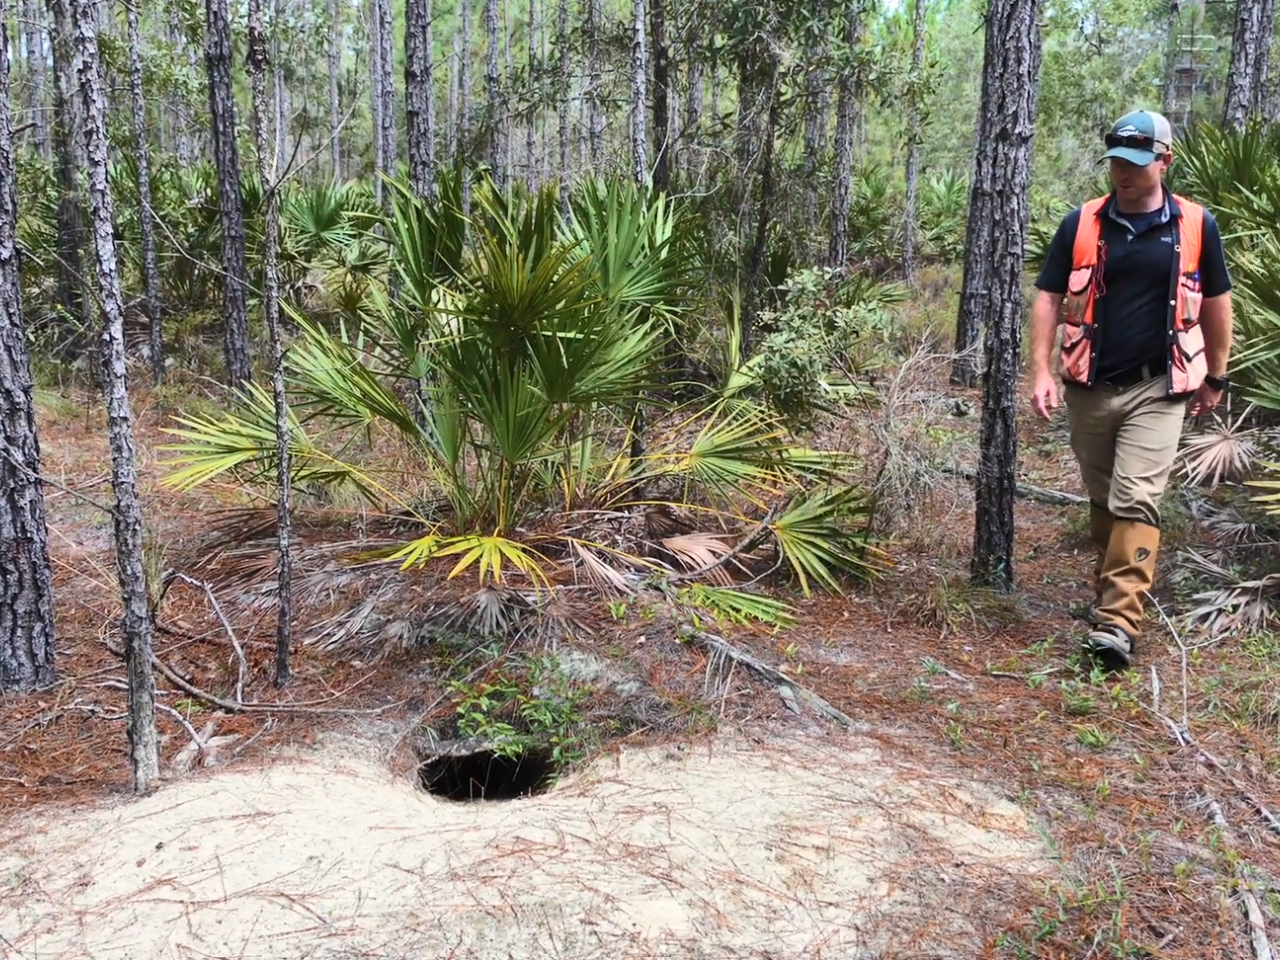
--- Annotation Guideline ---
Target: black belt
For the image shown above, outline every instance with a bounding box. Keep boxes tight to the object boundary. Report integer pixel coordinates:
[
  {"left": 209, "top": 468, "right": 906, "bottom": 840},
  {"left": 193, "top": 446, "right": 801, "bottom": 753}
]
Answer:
[{"left": 1102, "top": 363, "right": 1161, "bottom": 389}]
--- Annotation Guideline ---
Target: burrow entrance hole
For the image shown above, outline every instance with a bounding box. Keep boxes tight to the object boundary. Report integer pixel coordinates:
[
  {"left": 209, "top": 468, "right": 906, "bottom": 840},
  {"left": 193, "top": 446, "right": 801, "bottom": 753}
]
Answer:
[{"left": 419, "top": 747, "right": 557, "bottom": 801}]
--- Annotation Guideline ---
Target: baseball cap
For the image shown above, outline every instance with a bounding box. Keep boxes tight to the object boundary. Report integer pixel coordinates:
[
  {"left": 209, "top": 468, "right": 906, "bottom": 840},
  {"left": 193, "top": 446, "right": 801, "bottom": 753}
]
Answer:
[{"left": 1100, "top": 110, "right": 1174, "bottom": 166}]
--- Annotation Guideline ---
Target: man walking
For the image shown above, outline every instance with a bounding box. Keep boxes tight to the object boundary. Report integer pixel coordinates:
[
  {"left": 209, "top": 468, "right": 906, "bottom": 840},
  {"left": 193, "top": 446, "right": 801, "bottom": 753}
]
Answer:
[{"left": 1027, "top": 109, "right": 1234, "bottom": 669}]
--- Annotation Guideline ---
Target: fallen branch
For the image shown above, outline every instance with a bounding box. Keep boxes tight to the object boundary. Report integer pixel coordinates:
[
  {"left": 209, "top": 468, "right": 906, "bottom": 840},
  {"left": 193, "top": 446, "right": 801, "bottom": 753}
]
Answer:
[
  {"left": 940, "top": 465, "right": 1088, "bottom": 506},
  {"left": 1202, "top": 790, "right": 1276, "bottom": 960},
  {"left": 155, "top": 702, "right": 209, "bottom": 755},
  {"left": 681, "top": 626, "right": 857, "bottom": 729},
  {"left": 167, "top": 573, "right": 249, "bottom": 703}
]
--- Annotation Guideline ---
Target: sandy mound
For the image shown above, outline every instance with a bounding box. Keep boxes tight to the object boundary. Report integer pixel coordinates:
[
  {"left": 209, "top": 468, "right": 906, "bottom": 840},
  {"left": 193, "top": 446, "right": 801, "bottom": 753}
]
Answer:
[{"left": 0, "top": 733, "right": 1049, "bottom": 959}]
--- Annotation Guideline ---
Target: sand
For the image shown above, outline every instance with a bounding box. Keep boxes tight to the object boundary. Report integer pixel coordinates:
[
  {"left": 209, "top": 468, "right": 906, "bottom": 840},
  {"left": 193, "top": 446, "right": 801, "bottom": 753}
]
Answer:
[{"left": 0, "top": 732, "right": 1050, "bottom": 960}]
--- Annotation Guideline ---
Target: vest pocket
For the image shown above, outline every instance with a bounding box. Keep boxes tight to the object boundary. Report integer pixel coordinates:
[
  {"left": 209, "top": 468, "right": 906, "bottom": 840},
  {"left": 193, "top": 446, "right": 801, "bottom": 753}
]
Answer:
[
  {"left": 1175, "top": 323, "right": 1205, "bottom": 363},
  {"left": 1066, "top": 266, "right": 1095, "bottom": 325},
  {"left": 1179, "top": 283, "right": 1203, "bottom": 328}
]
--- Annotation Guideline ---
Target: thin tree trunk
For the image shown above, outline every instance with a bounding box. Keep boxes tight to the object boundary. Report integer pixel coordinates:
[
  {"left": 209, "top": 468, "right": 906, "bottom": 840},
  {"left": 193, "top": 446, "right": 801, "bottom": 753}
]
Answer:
[
  {"left": 460, "top": 0, "right": 472, "bottom": 211},
  {"left": 557, "top": 0, "right": 571, "bottom": 212},
  {"left": 631, "top": 0, "right": 648, "bottom": 185},
  {"left": 46, "top": 0, "right": 86, "bottom": 345},
  {"left": 327, "top": 0, "right": 341, "bottom": 177},
  {"left": 125, "top": 0, "right": 163, "bottom": 386},
  {"left": 683, "top": 57, "right": 701, "bottom": 178},
  {"left": 650, "top": 0, "right": 669, "bottom": 192},
  {"left": 247, "top": 0, "right": 294, "bottom": 690},
  {"left": 1253, "top": 0, "right": 1275, "bottom": 117},
  {"left": 485, "top": 0, "right": 503, "bottom": 187},
  {"left": 586, "top": 0, "right": 603, "bottom": 165},
  {"left": 967, "top": 0, "right": 1042, "bottom": 588},
  {"left": 828, "top": 0, "right": 862, "bottom": 268},
  {"left": 0, "top": 3, "right": 56, "bottom": 694},
  {"left": 273, "top": 0, "right": 287, "bottom": 171},
  {"left": 370, "top": 1, "right": 384, "bottom": 203},
  {"left": 902, "top": 0, "right": 927, "bottom": 289},
  {"left": 376, "top": 0, "right": 396, "bottom": 189},
  {"left": 801, "top": 40, "right": 828, "bottom": 256},
  {"left": 739, "top": 54, "right": 780, "bottom": 363},
  {"left": 21, "top": 0, "right": 49, "bottom": 158},
  {"left": 503, "top": 7, "right": 513, "bottom": 182},
  {"left": 406, "top": 0, "right": 436, "bottom": 197},
  {"left": 70, "top": 0, "right": 160, "bottom": 792},
  {"left": 526, "top": 0, "right": 537, "bottom": 184},
  {"left": 205, "top": 0, "right": 252, "bottom": 387},
  {"left": 1223, "top": 0, "right": 1267, "bottom": 130},
  {"left": 448, "top": 32, "right": 459, "bottom": 160}
]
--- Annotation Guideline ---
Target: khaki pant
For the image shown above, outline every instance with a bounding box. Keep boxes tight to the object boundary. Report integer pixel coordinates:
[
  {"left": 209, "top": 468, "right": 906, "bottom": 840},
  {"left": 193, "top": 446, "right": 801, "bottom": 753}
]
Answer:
[{"left": 1063, "top": 376, "right": 1187, "bottom": 528}]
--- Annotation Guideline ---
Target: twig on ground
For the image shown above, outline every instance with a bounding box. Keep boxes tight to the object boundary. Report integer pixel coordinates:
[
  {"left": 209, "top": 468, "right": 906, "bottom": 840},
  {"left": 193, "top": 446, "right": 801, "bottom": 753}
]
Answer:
[
  {"left": 167, "top": 573, "right": 249, "bottom": 703},
  {"left": 680, "top": 626, "right": 858, "bottom": 729},
  {"left": 1201, "top": 791, "right": 1276, "bottom": 960},
  {"left": 154, "top": 703, "right": 209, "bottom": 755},
  {"left": 1147, "top": 593, "right": 1190, "bottom": 736},
  {"left": 1, "top": 445, "right": 119, "bottom": 518},
  {"left": 940, "top": 464, "right": 1088, "bottom": 506}
]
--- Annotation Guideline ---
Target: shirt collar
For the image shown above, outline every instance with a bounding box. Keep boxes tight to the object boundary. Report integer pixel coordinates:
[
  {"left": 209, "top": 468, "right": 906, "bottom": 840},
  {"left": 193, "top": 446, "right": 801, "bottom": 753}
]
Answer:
[{"left": 1099, "top": 187, "right": 1179, "bottom": 221}]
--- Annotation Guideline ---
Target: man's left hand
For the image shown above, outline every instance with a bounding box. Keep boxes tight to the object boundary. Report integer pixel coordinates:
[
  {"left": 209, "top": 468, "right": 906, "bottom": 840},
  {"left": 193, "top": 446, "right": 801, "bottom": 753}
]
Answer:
[{"left": 1189, "top": 383, "right": 1223, "bottom": 418}]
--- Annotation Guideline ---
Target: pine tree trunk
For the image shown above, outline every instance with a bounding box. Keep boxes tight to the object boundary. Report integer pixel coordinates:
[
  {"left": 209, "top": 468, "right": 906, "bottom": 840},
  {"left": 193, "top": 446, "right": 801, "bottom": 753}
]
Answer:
[
  {"left": 370, "top": 2, "right": 384, "bottom": 203},
  {"left": 586, "top": 0, "right": 603, "bottom": 165},
  {"left": 503, "top": 5, "right": 514, "bottom": 182},
  {"left": 902, "top": 0, "right": 927, "bottom": 289},
  {"left": 205, "top": 0, "right": 253, "bottom": 387},
  {"left": 801, "top": 45, "right": 827, "bottom": 249},
  {"left": 739, "top": 53, "right": 780, "bottom": 363},
  {"left": 631, "top": 0, "right": 648, "bottom": 185},
  {"left": 967, "top": 0, "right": 1042, "bottom": 589},
  {"left": 448, "top": 33, "right": 459, "bottom": 160},
  {"left": 376, "top": 0, "right": 396, "bottom": 190},
  {"left": 828, "top": 0, "right": 862, "bottom": 269},
  {"left": 406, "top": 0, "right": 436, "bottom": 197},
  {"left": 70, "top": 0, "right": 160, "bottom": 792},
  {"left": 650, "top": 0, "right": 669, "bottom": 192},
  {"left": 1224, "top": 0, "right": 1266, "bottom": 130},
  {"left": 683, "top": 58, "right": 701, "bottom": 177},
  {"left": 1253, "top": 0, "right": 1275, "bottom": 117},
  {"left": 46, "top": 0, "right": 87, "bottom": 344},
  {"left": 21, "top": 0, "right": 49, "bottom": 158},
  {"left": 272, "top": 0, "right": 287, "bottom": 171},
  {"left": 0, "top": 5, "right": 56, "bottom": 694},
  {"left": 169, "top": 7, "right": 194, "bottom": 165},
  {"left": 485, "top": 0, "right": 503, "bottom": 187},
  {"left": 125, "top": 0, "right": 163, "bottom": 386},
  {"left": 327, "top": 0, "right": 341, "bottom": 177},
  {"left": 557, "top": 0, "right": 571, "bottom": 212},
  {"left": 526, "top": 0, "right": 537, "bottom": 184},
  {"left": 247, "top": 0, "right": 294, "bottom": 690}
]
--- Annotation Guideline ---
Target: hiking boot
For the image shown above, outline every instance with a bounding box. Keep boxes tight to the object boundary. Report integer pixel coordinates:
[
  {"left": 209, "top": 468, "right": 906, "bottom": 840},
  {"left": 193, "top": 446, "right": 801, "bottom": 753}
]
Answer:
[{"left": 1084, "top": 623, "right": 1134, "bottom": 671}]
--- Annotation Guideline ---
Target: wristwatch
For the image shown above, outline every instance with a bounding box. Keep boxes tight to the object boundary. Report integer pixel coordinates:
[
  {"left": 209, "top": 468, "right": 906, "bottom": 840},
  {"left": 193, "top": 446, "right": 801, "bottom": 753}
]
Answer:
[{"left": 1205, "top": 373, "right": 1230, "bottom": 391}]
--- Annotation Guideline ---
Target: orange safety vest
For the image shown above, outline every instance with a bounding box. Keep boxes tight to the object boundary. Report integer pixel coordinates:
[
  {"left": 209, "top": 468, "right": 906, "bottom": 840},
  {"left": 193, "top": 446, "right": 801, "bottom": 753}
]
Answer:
[{"left": 1059, "top": 194, "right": 1208, "bottom": 395}]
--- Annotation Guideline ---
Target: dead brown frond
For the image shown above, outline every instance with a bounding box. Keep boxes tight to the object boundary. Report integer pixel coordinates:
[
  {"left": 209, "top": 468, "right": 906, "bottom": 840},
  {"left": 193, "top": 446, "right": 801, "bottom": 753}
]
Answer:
[
  {"left": 644, "top": 502, "right": 698, "bottom": 540},
  {"left": 659, "top": 532, "right": 739, "bottom": 586},
  {"left": 1178, "top": 405, "right": 1261, "bottom": 488},
  {"left": 1179, "top": 548, "right": 1280, "bottom": 638},
  {"left": 568, "top": 540, "right": 636, "bottom": 596}
]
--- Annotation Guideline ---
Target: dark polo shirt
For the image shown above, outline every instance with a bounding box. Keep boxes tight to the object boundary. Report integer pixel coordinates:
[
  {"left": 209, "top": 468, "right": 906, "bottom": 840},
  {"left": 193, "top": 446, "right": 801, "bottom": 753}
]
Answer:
[{"left": 1035, "top": 190, "right": 1232, "bottom": 383}]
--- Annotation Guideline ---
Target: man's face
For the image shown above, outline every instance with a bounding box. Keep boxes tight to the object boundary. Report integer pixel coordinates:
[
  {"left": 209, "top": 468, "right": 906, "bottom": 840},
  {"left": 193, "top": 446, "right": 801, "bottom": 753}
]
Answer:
[{"left": 1108, "top": 151, "right": 1172, "bottom": 204}]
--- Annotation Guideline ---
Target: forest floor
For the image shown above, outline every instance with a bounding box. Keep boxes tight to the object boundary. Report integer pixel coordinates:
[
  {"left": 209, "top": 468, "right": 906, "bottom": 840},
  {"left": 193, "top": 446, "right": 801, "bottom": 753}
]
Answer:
[{"left": 2, "top": 353, "right": 1280, "bottom": 960}]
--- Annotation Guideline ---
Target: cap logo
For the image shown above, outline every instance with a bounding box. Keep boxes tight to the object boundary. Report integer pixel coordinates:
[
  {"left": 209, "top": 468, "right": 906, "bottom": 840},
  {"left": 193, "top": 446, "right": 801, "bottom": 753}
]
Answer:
[{"left": 1115, "top": 125, "right": 1142, "bottom": 137}]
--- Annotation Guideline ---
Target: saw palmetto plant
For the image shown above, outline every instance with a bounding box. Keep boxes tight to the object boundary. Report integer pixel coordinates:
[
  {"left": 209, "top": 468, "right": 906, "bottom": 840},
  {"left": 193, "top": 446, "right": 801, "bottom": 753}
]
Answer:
[{"left": 160, "top": 172, "right": 884, "bottom": 645}]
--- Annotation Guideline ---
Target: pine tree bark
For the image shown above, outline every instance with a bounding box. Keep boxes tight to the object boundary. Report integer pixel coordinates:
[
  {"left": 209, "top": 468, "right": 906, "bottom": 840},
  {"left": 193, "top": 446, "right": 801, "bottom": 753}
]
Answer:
[
  {"left": 738, "top": 53, "right": 780, "bottom": 363},
  {"left": 526, "top": 0, "right": 538, "bottom": 183},
  {"left": 828, "top": 0, "right": 862, "bottom": 269},
  {"left": 0, "top": 4, "right": 56, "bottom": 694},
  {"left": 21, "top": 0, "right": 49, "bottom": 158},
  {"left": 205, "top": 0, "right": 253, "bottom": 387},
  {"left": 683, "top": 57, "right": 701, "bottom": 177},
  {"left": 631, "top": 0, "right": 648, "bottom": 185},
  {"left": 902, "top": 0, "right": 927, "bottom": 289},
  {"left": 375, "top": 0, "right": 396, "bottom": 189},
  {"left": 966, "top": 0, "right": 1042, "bottom": 588},
  {"left": 125, "top": 0, "right": 163, "bottom": 386},
  {"left": 370, "top": 2, "right": 385, "bottom": 203},
  {"left": 586, "top": 0, "right": 603, "bottom": 165},
  {"left": 272, "top": 0, "right": 287, "bottom": 171},
  {"left": 801, "top": 40, "right": 828, "bottom": 249},
  {"left": 1224, "top": 0, "right": 1268, "bottom": 129},
  {"left": 46, "top": 0, "right": 87, "bottom": 343},
  {"left": 484, "top": 0, "right": 504, "bottom": 187},
  {"left": 557, "top": 0, "right": 571, "bottom": 212},
  {"left": 650, "top": 0, "right": 669, "bottom": 192},
  {"left": 327, "top": 0, "right": 341, "bottom": 177},
  {"left": 1253, "top": 0, "right": 1275, "bottom": 118},
  {"left": 406, "top": 0, "right": 436, "bottom": 197},
  {"left": 248, "top": 0, "right": 294, "bottom": 689},
  {"left": 70, "top": 0, "right": 160, "bottom": 791}
]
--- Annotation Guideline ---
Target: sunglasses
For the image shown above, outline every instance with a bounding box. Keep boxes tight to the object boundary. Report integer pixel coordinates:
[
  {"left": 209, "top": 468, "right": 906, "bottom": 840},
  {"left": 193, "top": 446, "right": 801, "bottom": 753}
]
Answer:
[{"left": 1105, "top": 133, "right": 1170, "bottom": 154}]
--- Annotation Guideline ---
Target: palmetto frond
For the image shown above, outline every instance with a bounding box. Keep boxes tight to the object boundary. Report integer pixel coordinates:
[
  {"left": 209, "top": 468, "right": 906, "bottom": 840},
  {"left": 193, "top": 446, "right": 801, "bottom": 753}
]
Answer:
[{"left": 1178, "top": 404, "right": 1260, "bottom": 488}]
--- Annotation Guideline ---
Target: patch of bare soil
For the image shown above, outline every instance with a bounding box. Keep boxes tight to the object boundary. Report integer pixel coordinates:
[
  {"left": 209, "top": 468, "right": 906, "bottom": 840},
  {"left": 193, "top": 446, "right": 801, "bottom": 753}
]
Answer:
[{"left": 0, "top": 730, "right": 1048, "bottom": 960}]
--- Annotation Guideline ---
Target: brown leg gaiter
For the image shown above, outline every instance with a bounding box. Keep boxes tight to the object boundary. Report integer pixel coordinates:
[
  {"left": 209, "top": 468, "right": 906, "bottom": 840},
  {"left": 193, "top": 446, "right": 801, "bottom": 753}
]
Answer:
[
  {"left": 1089, "top": 502, "right": 1115, "bottom": 602},
  {"left": 1095, "top": 519, "right": 1160, "bottom": 639}
]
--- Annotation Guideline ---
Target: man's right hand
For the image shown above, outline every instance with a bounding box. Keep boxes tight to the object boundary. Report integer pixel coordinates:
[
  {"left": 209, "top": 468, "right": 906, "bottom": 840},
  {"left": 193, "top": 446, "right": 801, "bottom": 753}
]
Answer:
[{"left": 1030, "top": 370, "right": 1059, "bottom": 420}]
